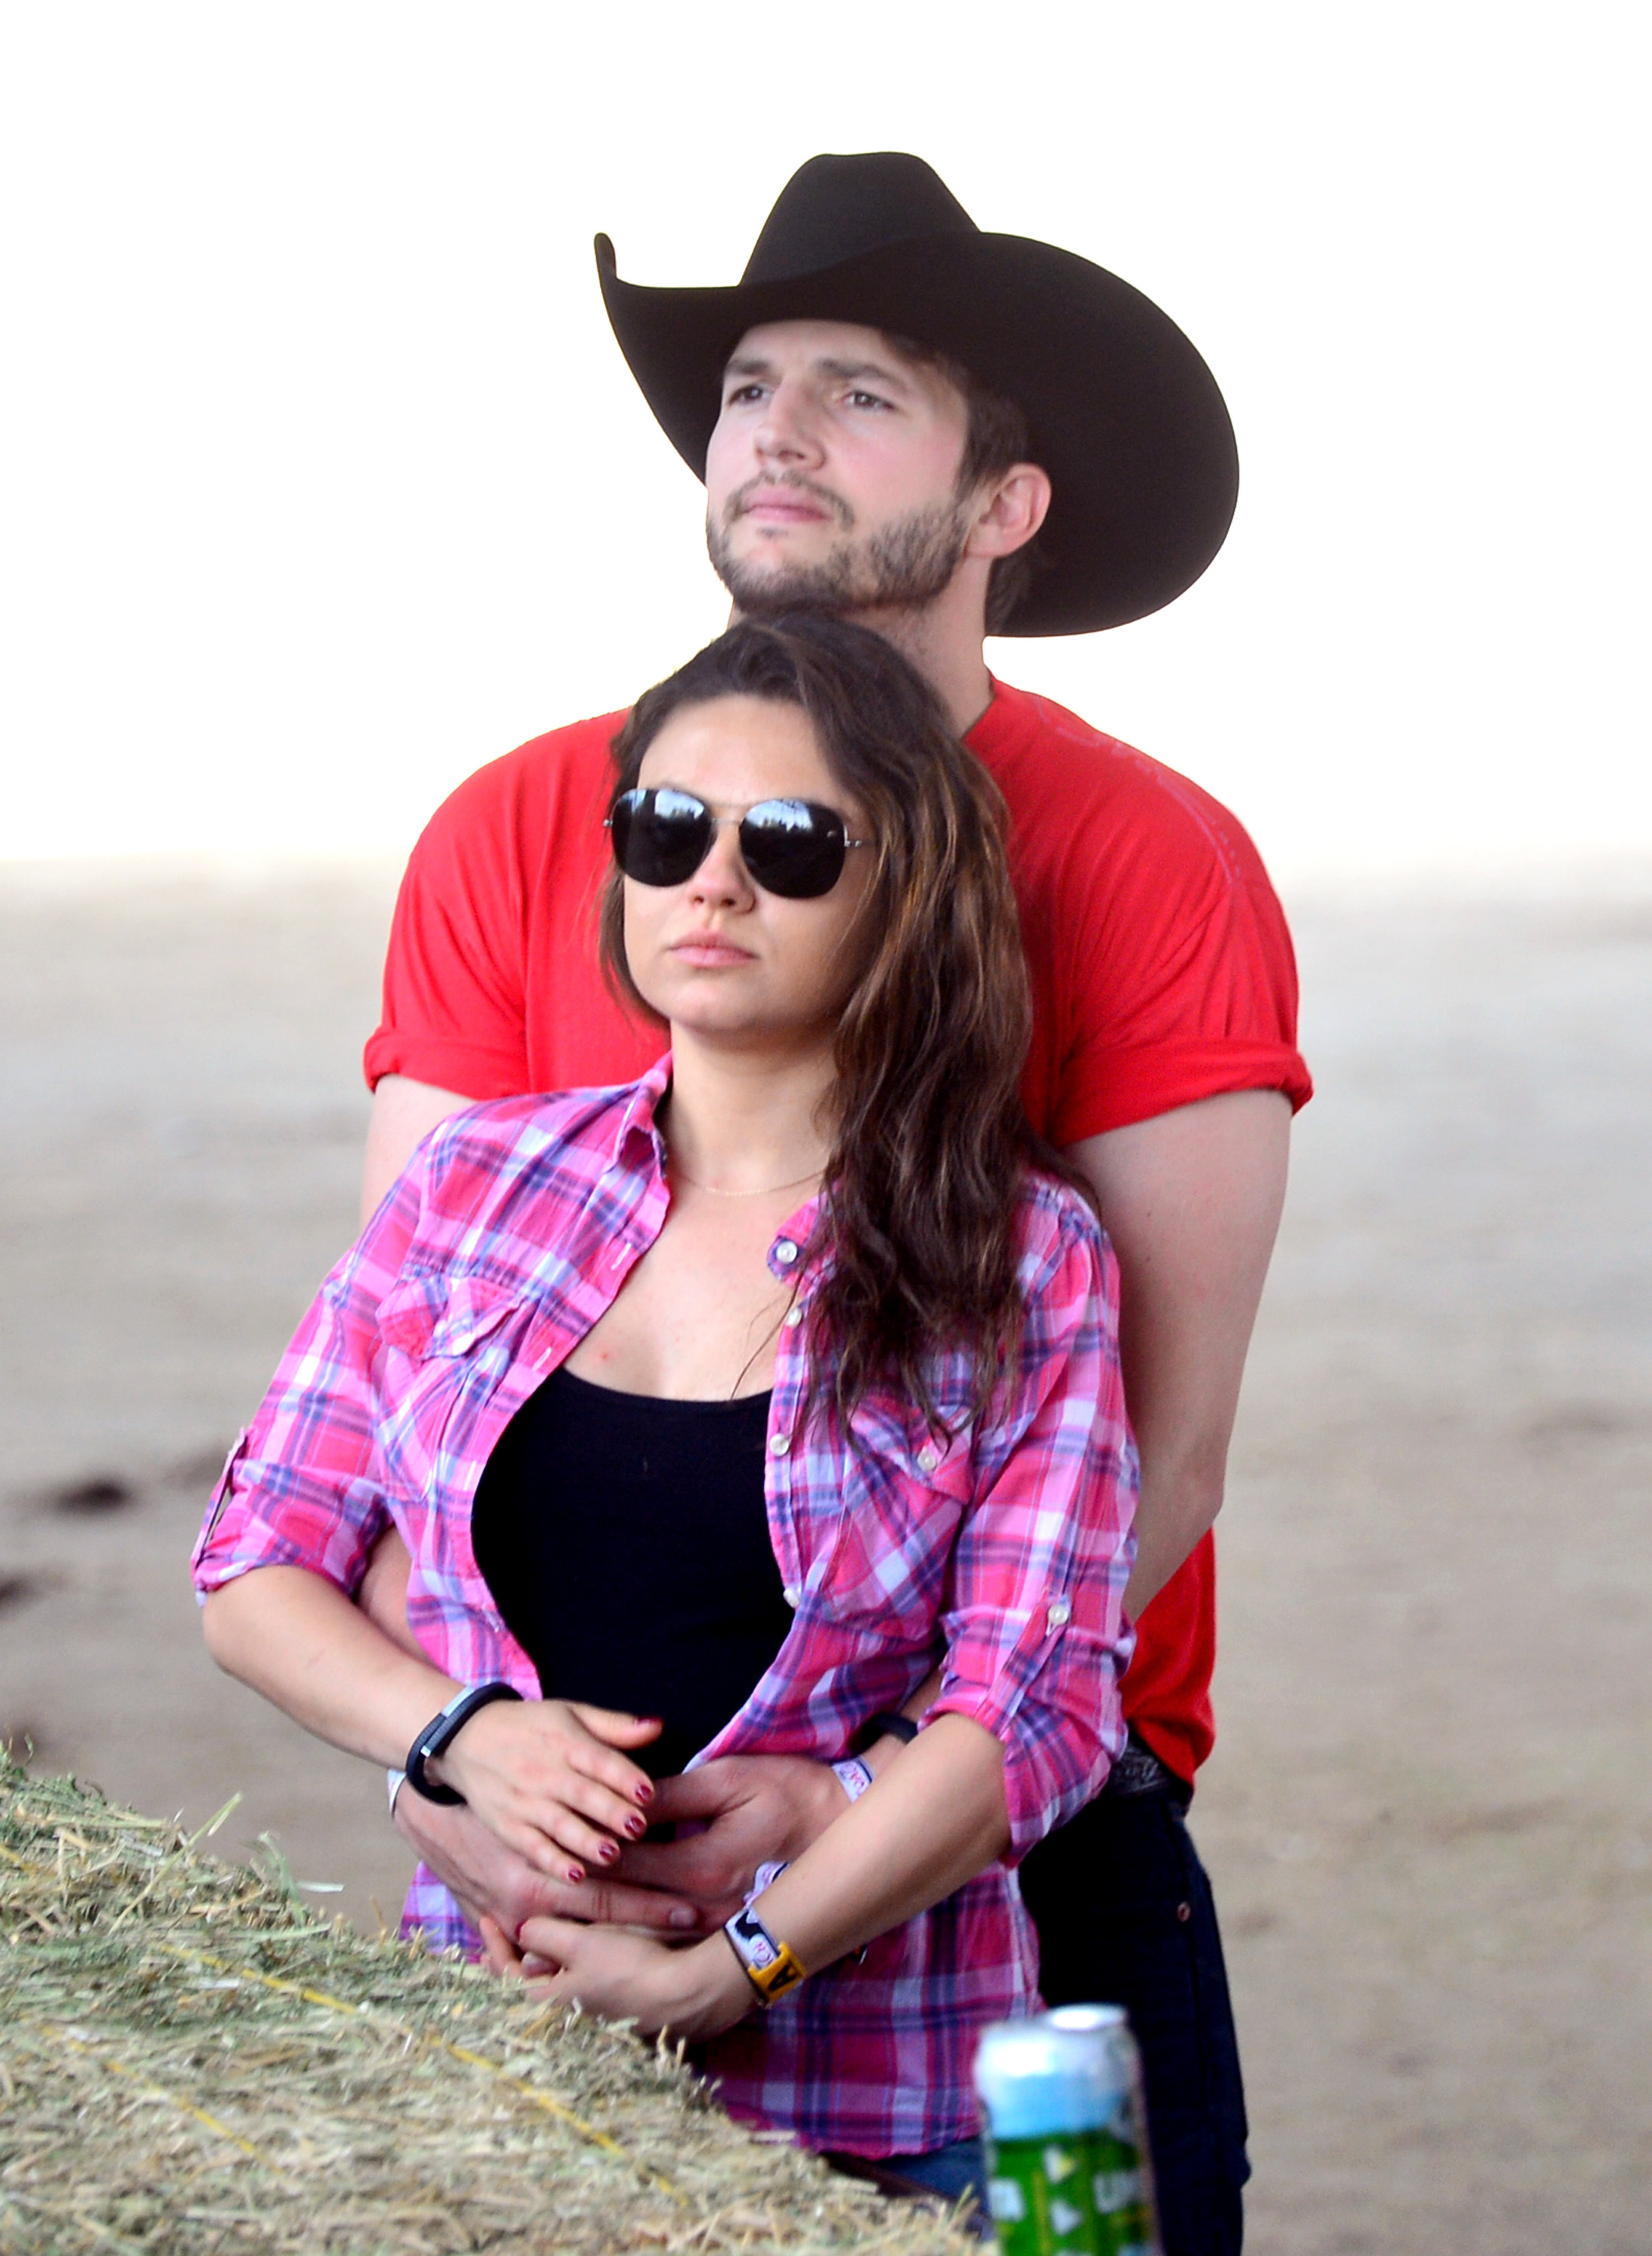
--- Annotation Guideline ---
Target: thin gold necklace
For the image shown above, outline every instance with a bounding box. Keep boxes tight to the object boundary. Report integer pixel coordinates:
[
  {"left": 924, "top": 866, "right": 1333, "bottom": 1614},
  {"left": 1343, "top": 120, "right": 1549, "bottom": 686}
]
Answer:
[{"left": 671, "top": 1162, "right": 823, "bottom": 1198}]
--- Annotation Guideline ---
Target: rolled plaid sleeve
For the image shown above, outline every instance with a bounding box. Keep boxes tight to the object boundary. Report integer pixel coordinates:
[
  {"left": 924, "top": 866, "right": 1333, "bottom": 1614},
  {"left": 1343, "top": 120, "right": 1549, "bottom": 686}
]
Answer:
[
  {"left": 190, "top": 1163, "right": 426, "bottom": 1599},
  {"left": 925, "top": 1207, "right": 1137, "bottom": 1863}
]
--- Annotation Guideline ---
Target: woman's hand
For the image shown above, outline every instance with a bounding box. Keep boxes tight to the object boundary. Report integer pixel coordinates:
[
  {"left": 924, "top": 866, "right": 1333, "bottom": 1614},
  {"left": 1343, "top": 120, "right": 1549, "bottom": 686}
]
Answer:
[
  {"left": 432, "top": 1700, "right": 662, "bottom": 1882},
  {"left": 393, "top": 1791, "right": 707, "bottom": 1939},
  {"left": 483, "top": 1912, "right": 753, "bottom": 2043}
]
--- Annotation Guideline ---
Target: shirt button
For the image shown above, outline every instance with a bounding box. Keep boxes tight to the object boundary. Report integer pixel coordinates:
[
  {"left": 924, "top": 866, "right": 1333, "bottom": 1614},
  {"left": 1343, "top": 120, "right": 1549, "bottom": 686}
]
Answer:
[
  {"left": 774, "top": 1239, "right": 799, "bottom": 1266},
  {"left": 782, "top": 1584, "right": 800, "bottom": 1608},
  {"left": 784, "top": 1305, "right": 805, "bottom": 1329},
  {"left": 768, "top": 1432, "right": 792, "bottom": 1457},
  {"left": 916, "top": 1444, "right": 941, "bottom": 1474},
  {"left": 1046, "top": 1599, "right": 1072, "bottom": 1630}
]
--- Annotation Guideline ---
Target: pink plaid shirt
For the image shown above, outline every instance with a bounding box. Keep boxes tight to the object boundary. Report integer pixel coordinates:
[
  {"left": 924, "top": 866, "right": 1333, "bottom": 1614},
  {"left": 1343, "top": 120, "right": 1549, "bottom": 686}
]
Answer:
[{"left": 193, "top": 1060, "right": 1136, "bottom": 2158}]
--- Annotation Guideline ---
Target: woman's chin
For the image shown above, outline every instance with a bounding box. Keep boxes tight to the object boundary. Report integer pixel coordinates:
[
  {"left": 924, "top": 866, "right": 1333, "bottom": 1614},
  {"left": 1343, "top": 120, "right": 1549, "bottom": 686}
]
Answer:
[{"left": 665, "top": 1009, "right": 832, "bottom": 1060}]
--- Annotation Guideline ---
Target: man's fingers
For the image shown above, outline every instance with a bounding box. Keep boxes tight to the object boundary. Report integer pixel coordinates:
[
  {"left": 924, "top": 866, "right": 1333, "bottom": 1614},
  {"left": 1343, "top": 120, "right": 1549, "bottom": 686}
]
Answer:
[
  {"left": 644, "top": 1768, "right": 745, "bottom": 1824},
  {"left": 556, "top": 1877, "right": 703, "bottom": 1930},
  {"left": 615, "top": 1835, "right": 747, "bottom": 1899}
]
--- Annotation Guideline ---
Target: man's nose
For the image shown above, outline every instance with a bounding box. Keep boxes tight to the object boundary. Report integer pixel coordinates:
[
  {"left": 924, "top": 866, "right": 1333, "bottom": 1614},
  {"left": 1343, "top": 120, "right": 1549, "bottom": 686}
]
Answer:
[{"left": 754, "top": 381, "right": 822, "bottom": 468}]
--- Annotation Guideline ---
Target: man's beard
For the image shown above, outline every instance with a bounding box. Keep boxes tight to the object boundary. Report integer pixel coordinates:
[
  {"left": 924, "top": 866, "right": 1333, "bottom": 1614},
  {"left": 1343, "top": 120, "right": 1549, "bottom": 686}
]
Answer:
[{"left": 707, "top": 479, "right": 972, "bottom": 618}]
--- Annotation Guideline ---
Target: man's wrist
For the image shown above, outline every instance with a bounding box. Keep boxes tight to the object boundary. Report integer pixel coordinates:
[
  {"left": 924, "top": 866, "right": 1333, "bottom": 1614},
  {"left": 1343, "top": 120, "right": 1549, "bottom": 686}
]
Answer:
[
  {"left": 795, "top": 1755, "right": 859, "bottom": 1839},
  {"left": 859, "top": 1721, "right": 919, "bottom": 1783}
]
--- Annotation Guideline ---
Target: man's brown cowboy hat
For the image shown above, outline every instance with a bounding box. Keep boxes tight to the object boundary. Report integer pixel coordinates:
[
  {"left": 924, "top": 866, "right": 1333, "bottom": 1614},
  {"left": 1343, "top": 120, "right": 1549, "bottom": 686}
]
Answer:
[{"left": 596, "top": 152, "right": 1238, "bottom": 638}]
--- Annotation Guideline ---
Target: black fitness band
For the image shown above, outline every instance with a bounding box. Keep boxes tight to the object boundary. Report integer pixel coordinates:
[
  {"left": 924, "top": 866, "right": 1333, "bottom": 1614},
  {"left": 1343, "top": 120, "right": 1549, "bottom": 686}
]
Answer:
[
  {"left": 854, "top": 1711, "right": 919, "bottom": 1754},
  {"left": 405, "top": 1682, "right": 523, "bottom": 1805}
]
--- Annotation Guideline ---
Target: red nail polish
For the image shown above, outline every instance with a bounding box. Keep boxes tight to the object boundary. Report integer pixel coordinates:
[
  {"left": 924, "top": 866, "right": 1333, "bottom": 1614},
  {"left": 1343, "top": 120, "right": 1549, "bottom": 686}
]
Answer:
[
  {"left": 626, "top": 1815, "right": 646, "bottom": 1839},
  {"left": 599, "top": 1839, "right": 620, "bottom": 1863},
  {"left": 566, "top": 1866, "right": 584, "bottom": 1885},
  {"left": 633, "top": 1782, "right": 653, "bottom": 1805}
]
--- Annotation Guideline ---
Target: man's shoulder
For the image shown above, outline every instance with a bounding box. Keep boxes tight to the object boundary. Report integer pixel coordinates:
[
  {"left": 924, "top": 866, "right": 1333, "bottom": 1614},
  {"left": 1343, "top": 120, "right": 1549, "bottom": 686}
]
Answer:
[
  {"left": 401, "top": 708, "right": 631, "bottom": 905},
  {"left": 973, "top": 679, "right": 1266, "bottom": 884},
  {"left": 437, "top": 708, "right": 630, "bottom": 823}
]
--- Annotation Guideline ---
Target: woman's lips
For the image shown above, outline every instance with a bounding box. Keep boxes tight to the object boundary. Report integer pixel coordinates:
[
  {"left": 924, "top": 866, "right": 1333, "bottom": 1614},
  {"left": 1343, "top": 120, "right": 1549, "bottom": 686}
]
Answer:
[{"left": 671, "top": 937, "right": 756, "bottom": 967}]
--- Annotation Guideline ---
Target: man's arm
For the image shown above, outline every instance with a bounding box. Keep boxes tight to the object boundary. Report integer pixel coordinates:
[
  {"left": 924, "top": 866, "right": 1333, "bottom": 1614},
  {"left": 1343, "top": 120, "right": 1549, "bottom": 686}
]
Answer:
[
  {"left": 362, "top": 1074, "right": 474, "bottom": 1224},
  {"left": 1068, "top": 1087, "right": 1290, "bottom": 1615}
]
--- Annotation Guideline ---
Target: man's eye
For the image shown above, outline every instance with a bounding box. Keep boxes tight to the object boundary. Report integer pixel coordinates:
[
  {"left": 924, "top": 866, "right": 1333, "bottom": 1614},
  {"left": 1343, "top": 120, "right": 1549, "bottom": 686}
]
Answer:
[
  {"left": 846, "top": 390, "right": 891, "bottom": 411},
  {"left": 726, "top": 383, "right": 766, "bottom": 405}
]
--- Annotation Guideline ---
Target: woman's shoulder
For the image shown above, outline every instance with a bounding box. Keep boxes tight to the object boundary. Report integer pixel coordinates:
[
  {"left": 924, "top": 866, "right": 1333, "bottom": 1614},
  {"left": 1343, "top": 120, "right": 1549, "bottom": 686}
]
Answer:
[
  {"left": 411, "top": 1070, "right": 665, "bottom": 1214},
  {"left": 1013, "top": 1167, "right": 1113, "bottom": 1294}
]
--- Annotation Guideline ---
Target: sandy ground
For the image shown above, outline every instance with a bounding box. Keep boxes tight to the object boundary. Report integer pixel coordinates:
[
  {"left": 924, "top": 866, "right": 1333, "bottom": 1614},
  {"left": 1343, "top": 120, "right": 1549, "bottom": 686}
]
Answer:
[{"left": 2, "top": 857, "right": 1648, "bottom": 2253}]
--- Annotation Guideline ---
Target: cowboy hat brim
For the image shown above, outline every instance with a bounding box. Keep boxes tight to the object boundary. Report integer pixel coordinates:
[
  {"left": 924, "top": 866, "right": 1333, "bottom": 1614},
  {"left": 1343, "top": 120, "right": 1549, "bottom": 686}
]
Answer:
[{"left": 596, "top": 229, "right": 1238, "bottom": 637}]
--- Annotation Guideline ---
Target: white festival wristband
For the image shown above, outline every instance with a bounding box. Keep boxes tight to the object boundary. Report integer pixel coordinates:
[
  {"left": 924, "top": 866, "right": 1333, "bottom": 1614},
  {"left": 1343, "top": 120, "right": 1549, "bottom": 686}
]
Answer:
[{"left": 831, "top": 1755, "right": 875, "bottom": 1803}]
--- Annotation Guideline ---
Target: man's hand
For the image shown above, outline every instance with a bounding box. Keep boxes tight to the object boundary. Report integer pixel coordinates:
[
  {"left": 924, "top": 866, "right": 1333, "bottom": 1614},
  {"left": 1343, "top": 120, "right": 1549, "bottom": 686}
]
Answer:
[
  {"left": 394, "top": 1786, "right": 705, "bottom": 1939},
  {"left": 614, "top": 1754, "right": 851, "bottom": 1912}
]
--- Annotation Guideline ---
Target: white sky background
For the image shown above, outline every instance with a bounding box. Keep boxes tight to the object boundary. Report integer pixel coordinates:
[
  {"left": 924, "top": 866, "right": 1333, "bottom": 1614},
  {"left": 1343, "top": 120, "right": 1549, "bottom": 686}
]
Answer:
[{"left": 1, "top": 3, "right": 1646, "bottom": 881}]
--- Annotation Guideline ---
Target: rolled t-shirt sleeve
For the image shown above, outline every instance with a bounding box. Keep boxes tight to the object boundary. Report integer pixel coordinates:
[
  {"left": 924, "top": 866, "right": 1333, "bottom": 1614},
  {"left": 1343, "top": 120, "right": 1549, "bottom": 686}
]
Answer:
[{"left": 1046, "top": 773, "right": 1312, "bottom": 1146}]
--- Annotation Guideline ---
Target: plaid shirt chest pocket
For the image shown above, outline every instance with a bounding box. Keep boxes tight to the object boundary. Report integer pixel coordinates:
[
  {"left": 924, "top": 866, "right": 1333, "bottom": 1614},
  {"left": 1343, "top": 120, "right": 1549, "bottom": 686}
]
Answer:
[
  {"left": 372, "top": 1272, "right": 540, "bottom": 1499},
  {"left": 793, "top": 1392, "right": 977, "bottom": 1637}
]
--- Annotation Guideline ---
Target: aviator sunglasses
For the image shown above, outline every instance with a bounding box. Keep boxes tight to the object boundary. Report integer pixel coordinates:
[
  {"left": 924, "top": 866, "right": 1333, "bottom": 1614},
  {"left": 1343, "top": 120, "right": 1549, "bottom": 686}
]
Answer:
[{"left": 607, "top": 786, "right": 869, "bottom": 900}]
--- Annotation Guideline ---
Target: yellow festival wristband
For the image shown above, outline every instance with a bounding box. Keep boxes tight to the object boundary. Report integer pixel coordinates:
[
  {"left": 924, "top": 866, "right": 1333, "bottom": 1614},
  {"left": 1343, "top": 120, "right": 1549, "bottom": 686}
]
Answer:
[{"left": 723, "top": 1905, "right": 809, "bottom": 2006}]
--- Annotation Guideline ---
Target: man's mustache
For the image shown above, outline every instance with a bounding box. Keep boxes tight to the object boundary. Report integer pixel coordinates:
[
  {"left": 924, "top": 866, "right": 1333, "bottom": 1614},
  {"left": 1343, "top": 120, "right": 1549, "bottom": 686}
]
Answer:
[{"left": 724, "top": 474, "right": 854, "bottom": 531}]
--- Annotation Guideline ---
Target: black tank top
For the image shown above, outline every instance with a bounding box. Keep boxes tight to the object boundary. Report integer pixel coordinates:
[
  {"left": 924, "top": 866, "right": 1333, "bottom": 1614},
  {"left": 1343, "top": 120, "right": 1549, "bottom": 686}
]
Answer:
[{"left": 470, "top": 1366, "right": 794, "bottom": 1778}]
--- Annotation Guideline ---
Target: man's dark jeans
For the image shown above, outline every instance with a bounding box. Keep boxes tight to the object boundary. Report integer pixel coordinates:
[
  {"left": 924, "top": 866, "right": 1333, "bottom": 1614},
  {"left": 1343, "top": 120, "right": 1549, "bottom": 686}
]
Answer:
[{"left": 1017, "top": 1787, "right": 1250, "bottom": 2256}]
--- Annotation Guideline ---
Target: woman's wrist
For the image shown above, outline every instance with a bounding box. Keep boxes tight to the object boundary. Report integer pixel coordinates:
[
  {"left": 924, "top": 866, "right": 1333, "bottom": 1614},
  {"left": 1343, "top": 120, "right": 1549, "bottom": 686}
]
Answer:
[{"left": 671, "top": 1932, "right": 761, "bottom": 2035}]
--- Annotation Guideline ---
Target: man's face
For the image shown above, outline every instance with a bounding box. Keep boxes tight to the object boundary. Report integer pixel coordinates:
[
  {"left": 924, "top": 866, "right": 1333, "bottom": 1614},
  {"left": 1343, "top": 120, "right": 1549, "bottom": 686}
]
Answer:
[{"left": 705, "top": 320, "right": 975, "bottom": 618}]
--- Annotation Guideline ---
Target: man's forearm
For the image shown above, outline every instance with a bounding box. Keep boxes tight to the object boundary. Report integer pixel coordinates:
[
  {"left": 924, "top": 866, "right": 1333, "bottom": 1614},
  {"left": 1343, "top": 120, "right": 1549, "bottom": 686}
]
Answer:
[
  {"left": 1068, "top": 1090, "right": 1290, "bottom": 1613},
  {"left": 1123, "top": 1454, "right": 1226, "bottom": 1616}
]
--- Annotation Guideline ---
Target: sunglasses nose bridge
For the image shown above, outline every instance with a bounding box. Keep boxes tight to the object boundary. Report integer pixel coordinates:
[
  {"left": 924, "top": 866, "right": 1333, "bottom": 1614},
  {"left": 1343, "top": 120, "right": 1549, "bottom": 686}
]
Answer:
[{"left": 688, "top": 809, "right": 759, "bottom": 896}]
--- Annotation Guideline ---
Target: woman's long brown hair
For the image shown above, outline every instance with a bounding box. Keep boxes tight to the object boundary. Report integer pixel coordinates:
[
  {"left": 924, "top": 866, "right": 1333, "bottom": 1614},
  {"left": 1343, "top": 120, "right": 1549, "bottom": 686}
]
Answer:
[{"left": 599, "top": 615, "right": 1093, "bottom": 1438}]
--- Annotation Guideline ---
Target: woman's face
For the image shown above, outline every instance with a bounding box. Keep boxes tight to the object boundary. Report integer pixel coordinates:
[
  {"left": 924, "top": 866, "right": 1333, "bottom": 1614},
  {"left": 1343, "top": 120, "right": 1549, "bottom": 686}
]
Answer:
[{"left": 623, "top": 694, "right": 877, "bottom": 1054}]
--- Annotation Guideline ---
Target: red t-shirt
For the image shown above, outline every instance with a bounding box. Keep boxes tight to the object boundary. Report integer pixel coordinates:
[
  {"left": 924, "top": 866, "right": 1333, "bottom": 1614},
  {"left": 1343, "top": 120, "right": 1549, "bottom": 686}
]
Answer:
[{"left": 365, "top": 678, "right": 1312, "bottom": 1781}]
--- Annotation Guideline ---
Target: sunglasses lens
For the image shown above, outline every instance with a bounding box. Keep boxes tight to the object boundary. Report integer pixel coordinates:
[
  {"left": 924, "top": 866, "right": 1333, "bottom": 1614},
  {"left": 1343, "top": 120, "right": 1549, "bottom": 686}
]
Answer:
[
  {"left": 611, "top": 788, "right": 714, "bottom": 886},
  {"left": 738, "top": 801, "right": 847, "bottom": 899}
]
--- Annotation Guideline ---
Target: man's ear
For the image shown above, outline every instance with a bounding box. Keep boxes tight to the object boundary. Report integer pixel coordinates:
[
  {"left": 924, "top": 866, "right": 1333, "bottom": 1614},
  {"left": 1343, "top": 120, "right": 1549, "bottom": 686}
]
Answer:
[{"left": 965, "top": 463, "right": 1053, "bottom": 561}]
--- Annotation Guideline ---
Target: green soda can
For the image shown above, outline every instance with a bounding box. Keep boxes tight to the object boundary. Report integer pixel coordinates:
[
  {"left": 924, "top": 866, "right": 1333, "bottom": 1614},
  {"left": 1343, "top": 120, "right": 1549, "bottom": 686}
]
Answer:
[{"left": 973, "top": 2006, "right": 1160, "bottom": 2256}]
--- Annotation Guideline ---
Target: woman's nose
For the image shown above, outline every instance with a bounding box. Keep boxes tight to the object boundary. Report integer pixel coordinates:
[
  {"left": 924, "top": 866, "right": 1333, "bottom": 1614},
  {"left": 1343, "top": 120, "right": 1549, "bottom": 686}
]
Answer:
[{"left": 687, "top": 823, "right": 755, "bottom": 905}]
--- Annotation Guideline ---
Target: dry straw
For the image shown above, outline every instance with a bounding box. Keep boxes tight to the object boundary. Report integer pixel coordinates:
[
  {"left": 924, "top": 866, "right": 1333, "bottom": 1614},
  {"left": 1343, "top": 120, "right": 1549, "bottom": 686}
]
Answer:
[{"left": 0, "top": 1757, "right": 974, "bottom": 2254}]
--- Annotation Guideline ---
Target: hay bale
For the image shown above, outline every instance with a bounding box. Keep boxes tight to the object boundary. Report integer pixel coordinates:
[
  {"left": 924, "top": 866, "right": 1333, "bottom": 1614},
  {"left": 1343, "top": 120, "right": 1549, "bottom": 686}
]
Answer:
[{"left": 0, "top": 1757, "right": 973, "bottom": 2253}]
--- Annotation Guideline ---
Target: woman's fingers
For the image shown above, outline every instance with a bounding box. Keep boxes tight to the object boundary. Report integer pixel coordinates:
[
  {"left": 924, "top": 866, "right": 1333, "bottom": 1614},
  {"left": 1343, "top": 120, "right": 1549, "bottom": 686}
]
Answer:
[
  {"left": 436, "top": 1698, "right": 669, "bottom": 1877},
  {"left": 566, "top": 1703, "right": 665, "bottom": 1751},
  {"left": 515, "top": 1912, "right": 590, "bottom": 1964},
  {"left": 477, "top": 1913, "right": 526, "bottom": 1979},
  {"left": 444, "top": 1704, "right": 647, "bottom": 1831},
  {"left": 501, "top": 1763, "right": 650, "bottom": 1865}
]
